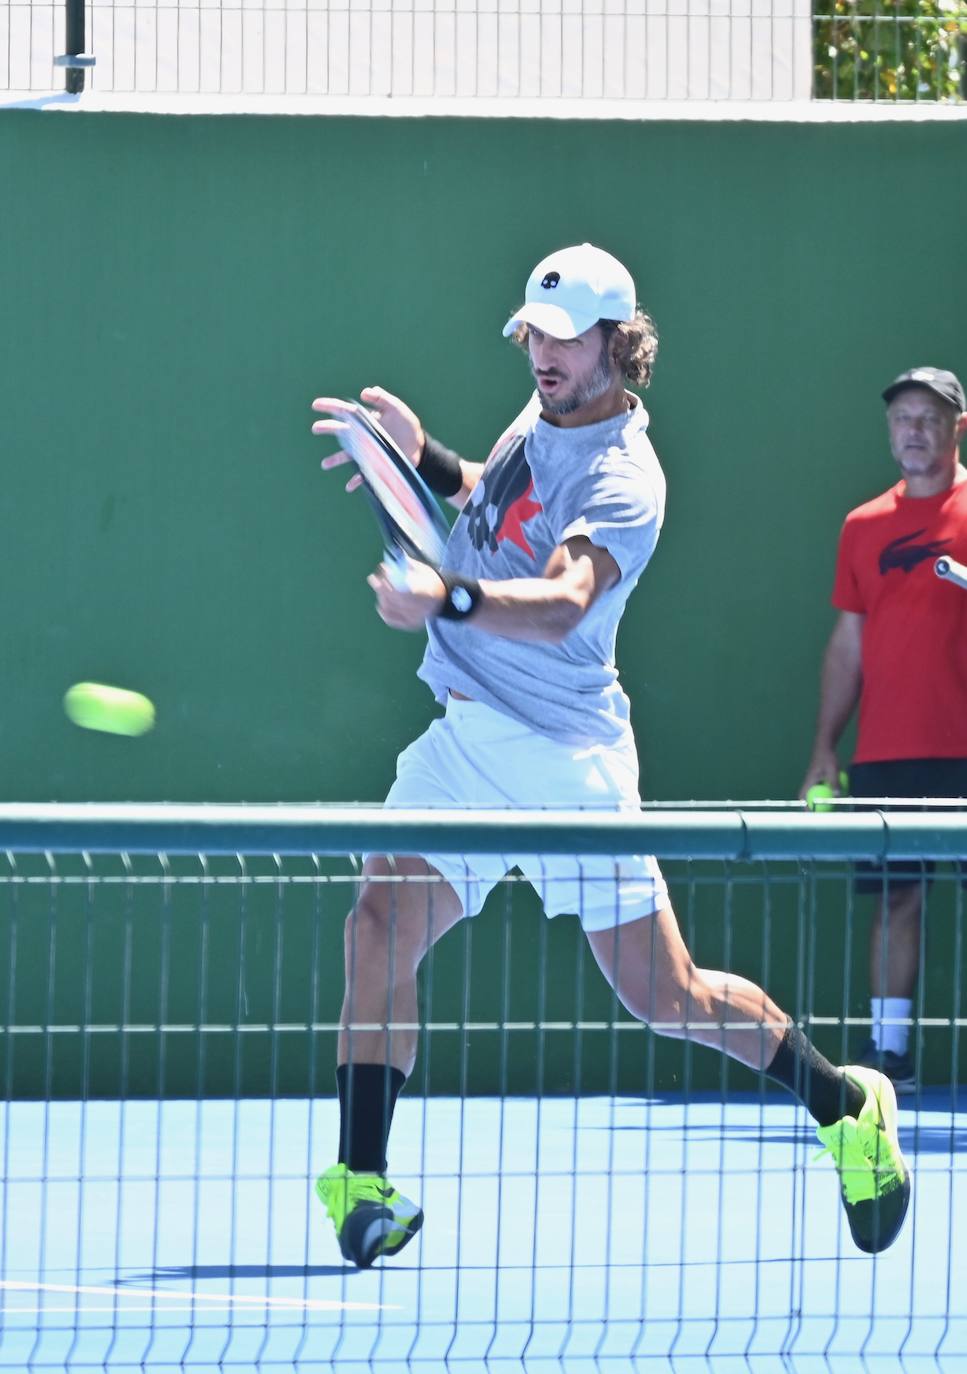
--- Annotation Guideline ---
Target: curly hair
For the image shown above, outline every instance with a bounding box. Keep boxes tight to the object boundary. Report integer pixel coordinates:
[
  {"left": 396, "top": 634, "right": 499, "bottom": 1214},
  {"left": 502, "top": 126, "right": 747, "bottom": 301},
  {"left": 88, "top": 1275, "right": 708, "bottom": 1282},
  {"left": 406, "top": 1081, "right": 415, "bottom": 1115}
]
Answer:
[{"left": 511, "top": 310, "right": 659, "bottom": 389}]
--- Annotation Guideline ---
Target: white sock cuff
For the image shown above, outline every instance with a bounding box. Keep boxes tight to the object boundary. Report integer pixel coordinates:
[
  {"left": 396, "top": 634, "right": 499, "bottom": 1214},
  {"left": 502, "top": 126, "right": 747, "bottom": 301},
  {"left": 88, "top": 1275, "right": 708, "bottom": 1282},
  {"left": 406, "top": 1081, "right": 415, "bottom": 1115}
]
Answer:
[{"left": 871, "top": 997, "right": 912, "bottom": 1055}]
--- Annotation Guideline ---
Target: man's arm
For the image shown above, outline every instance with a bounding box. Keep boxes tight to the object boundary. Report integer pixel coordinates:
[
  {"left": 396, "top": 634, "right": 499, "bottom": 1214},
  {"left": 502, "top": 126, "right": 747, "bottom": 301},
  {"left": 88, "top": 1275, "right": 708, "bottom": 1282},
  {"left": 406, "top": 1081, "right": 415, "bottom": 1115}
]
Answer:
[
  {"left": 798, "top": 609, "right": 864, "bottom": 797},
  {"left": 418, "top": 436, "right": 483, "bottom": 510},
  {"left": 452, "top": 462, "right": 484, "bottom": 508},
  {"left": 368, "top": 536, "right": 620, "bottom": 643}
]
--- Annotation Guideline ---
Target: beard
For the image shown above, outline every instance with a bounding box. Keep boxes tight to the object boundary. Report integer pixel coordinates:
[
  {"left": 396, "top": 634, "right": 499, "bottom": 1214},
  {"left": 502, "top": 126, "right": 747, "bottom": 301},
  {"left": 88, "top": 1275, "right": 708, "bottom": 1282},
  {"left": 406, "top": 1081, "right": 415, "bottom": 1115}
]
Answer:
[{"left": 535, "top": 338, "right": 616, "bottom": 417}]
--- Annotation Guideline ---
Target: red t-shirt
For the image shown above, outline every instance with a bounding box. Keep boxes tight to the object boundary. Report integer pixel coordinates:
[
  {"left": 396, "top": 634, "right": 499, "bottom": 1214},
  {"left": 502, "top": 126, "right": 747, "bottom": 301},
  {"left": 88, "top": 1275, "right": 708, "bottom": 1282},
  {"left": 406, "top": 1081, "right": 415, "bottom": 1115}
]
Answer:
[{"left": 832, "top": 477, "right": 967, "bottom": 762}]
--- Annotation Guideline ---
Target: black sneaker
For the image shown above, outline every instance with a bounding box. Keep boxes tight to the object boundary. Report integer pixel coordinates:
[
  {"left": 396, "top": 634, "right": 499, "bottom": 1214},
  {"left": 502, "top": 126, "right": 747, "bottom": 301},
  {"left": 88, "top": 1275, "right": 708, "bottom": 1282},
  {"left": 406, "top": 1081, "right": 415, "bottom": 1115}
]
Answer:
[{"left": 855, "top": 1038, "right": 915, "bottom": 1096}]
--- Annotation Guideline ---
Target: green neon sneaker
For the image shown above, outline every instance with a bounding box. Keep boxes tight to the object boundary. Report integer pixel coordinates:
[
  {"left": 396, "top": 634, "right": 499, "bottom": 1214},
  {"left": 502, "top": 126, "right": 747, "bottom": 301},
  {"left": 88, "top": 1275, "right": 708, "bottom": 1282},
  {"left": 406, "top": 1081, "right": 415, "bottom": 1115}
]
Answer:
[
  {"left": 315, "top": 1163, "right": 423, "bottom": 1269},
  {"left": 815, "top": 1064, "right": 911, "bottom": 1254}
]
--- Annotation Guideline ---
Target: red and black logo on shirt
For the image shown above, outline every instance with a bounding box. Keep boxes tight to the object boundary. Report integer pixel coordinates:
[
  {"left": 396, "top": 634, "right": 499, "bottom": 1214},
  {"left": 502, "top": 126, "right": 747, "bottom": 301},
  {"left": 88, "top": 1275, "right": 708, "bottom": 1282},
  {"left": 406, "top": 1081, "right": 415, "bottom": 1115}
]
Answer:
[{"left": 464, "top": 437, "right": 543, "bottom": 560}]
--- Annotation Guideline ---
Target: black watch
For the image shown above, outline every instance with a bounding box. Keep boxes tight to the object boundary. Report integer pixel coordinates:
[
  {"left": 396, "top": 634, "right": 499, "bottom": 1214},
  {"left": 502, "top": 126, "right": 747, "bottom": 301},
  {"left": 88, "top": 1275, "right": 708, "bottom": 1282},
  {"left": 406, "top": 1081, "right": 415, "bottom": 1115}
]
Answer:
[{"left": 438, "top": 573, "right": 482, "bottom": 621}]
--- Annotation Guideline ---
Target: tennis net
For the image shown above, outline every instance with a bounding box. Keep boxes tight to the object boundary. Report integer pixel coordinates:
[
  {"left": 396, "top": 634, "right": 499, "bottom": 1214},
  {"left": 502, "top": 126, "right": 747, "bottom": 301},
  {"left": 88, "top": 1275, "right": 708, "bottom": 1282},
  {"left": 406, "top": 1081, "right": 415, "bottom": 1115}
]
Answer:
[{"left": 0, "top": 802, "right": 964, "bottom": 1370}]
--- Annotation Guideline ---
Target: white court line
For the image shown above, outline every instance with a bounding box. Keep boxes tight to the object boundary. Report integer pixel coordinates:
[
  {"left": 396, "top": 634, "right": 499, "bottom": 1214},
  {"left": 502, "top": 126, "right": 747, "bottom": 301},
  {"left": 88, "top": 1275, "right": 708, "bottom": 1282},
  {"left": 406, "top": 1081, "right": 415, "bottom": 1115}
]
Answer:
[
  {"left": 0, "top": 1280, "right": 399, "bottom": 1313},
  {"left": 0, "top": 1307, "right": 297, "bottom": 1315}
]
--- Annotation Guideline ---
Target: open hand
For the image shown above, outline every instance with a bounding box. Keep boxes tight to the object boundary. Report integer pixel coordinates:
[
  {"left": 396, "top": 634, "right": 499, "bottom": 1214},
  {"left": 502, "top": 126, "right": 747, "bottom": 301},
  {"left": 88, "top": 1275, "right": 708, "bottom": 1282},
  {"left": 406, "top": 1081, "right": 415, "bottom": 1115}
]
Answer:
[{"left": 311, "top": 387, "right": 426, "bottom": 492}]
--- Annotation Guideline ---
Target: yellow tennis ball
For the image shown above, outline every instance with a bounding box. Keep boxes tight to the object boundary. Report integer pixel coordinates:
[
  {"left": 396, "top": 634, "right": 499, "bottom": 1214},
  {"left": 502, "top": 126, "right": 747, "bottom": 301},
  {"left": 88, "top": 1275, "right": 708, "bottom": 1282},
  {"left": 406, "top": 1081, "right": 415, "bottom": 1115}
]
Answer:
[
  {"left": 806, "top": 773, "right": 850, "bottom": 812},
  {"left": 64, "top": 682, "right": 156, "bottom": 737},
  {"left": 806, "top": 783, "right": 836, "bottom": 812}
]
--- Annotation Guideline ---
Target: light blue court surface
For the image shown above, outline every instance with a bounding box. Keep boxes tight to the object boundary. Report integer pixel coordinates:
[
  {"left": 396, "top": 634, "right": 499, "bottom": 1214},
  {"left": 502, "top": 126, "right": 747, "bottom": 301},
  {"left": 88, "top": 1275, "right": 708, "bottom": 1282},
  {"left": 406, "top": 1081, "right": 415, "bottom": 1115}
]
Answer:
[{"left": 0, "top": 1094, "right": 963, "bottom": 1373}]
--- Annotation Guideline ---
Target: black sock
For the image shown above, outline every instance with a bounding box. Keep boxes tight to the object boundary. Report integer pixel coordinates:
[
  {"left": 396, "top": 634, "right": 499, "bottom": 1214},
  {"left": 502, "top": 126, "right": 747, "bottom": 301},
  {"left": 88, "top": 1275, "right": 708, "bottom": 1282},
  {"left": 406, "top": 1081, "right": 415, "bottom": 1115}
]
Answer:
[
  {"left": 336, "top": 1063, "right": 406, "bottom": 1173},
  {"left": 765, "top": 1024, "right": 866, "bottom": 1127}
]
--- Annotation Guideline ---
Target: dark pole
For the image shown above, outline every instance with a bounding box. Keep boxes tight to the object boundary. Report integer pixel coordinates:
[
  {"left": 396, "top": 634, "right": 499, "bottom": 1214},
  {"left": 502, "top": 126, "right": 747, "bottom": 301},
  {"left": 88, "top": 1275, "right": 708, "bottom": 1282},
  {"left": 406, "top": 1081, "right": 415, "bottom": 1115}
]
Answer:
[{"left": 63, "top": 0, "right": 87, "bottom": 93}]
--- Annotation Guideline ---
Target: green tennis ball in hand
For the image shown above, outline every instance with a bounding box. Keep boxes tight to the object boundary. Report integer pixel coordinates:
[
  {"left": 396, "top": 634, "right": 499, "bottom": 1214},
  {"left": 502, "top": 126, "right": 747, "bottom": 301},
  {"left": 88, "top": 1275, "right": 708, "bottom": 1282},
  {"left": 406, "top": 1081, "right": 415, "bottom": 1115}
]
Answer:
[
  {"left": 64, "top": 682, "right": 156, "bottom": 737},
  {"left": 806, "top": 771, "right": 850, "bottom": 812}
]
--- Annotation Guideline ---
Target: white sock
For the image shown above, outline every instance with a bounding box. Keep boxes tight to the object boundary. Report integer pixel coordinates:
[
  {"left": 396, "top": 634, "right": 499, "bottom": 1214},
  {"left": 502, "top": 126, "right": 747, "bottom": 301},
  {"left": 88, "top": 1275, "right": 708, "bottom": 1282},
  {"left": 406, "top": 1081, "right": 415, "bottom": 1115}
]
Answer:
[{"left": 871, "top": 997, "right": 912, "bottom": 1056}]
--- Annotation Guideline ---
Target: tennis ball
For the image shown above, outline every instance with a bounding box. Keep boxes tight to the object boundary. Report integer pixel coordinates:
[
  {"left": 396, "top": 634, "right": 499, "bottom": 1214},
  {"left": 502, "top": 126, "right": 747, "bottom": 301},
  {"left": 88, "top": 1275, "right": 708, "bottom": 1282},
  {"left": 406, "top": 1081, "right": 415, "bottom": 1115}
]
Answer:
[
  {"left": 806, "top": 772, "right": 850, "bottom": 812},
  {"left": 64, "top": 682, "right": 156, "bottom": 737}
]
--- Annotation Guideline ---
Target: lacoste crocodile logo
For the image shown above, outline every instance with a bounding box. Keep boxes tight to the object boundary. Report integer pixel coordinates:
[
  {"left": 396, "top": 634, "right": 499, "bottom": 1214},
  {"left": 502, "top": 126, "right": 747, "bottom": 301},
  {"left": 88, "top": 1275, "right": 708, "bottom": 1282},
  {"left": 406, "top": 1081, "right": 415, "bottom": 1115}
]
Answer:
[{"left": 878, "top": 529, "right": 951, "bottom": 575}]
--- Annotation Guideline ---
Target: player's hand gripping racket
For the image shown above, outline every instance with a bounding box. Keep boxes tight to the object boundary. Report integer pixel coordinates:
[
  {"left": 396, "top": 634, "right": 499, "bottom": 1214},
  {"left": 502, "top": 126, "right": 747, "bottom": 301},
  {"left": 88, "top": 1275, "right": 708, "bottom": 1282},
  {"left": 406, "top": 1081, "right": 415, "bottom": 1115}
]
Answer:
[
  {"left": 935, "top": 556, "right": 967, "bottom": 591},
  {"left": 332, "top": 402, "right": 450, "bottom": 588}
]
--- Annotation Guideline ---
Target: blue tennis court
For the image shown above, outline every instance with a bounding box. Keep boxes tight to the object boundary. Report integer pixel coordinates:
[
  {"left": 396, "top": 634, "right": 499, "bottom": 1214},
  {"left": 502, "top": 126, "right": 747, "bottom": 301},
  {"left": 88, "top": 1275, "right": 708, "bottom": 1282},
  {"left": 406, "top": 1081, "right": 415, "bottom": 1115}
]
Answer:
[{"left": 1, "top": 1091, "right": 964, "bottom": 1371}]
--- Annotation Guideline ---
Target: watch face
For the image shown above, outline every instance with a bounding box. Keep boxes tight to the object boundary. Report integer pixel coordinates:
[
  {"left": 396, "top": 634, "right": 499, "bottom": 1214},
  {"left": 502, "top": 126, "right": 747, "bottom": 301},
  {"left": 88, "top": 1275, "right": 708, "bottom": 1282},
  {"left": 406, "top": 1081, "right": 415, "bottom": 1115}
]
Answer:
[{"left": 450, "top": 586, "right": 473, "bottom": 614}]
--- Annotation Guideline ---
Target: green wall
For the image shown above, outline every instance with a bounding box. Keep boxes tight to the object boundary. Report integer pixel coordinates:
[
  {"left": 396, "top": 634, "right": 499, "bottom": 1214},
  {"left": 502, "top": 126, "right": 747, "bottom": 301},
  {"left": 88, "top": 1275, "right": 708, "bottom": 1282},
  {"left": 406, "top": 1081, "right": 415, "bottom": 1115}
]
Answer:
[{"left": 1, "top": 112, "right": 966, "bottom": 1094}]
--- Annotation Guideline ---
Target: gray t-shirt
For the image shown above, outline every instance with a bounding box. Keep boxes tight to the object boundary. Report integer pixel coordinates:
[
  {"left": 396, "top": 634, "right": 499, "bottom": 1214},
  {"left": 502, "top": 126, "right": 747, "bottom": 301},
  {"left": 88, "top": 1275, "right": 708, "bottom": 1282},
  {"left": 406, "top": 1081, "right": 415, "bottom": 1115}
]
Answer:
[{"left": 418, "top": 393, "right": 666, "bottom": 746}]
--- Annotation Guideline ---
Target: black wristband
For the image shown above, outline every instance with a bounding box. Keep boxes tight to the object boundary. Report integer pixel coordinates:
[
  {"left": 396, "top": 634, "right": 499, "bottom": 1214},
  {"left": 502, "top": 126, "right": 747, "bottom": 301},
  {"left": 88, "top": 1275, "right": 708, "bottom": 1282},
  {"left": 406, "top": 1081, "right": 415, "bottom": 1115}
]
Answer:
[
  {"left": 437, "top": 572, "right": 482, "bottom": 621},
  {"left": 419, "top": 434, "right": 465, "bottom": 498}
]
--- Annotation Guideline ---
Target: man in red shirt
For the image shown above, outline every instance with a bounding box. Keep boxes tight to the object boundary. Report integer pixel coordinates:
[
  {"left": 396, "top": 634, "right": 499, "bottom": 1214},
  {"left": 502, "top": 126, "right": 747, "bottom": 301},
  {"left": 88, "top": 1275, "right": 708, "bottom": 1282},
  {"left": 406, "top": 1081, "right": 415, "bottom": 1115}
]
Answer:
[{"left": 801, "top": 367, "right": 967, "bottom": 1093}]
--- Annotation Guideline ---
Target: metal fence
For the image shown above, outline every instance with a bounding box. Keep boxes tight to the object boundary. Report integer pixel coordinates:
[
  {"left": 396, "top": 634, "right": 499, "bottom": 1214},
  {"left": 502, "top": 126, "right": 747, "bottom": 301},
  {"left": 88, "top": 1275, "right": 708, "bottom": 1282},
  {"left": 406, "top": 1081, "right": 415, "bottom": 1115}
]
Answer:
[
  {"left": 0, "top": 807, "right": 961, "bottom": 1368},
  {"left": 0, "top": 803, "right": 964, "bottom": 1368},
  {"left": 3, "top": 0, "right": 965, "bottom": 100},
  {"left": 0, "top": 799, "right": 965, "bottom": 1099}
]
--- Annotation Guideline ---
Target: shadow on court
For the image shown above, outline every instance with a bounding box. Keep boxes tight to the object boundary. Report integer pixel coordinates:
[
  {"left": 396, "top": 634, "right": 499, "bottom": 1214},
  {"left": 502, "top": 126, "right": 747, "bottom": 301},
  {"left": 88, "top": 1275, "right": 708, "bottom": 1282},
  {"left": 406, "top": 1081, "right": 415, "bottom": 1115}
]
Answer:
[
  {"left": 604, "top": 1121, "right": 967, "bottom": 1153},
  {"left": 119, "top": 1263, "right": 355, "bottom": 1283},
  {"left": 601, "top": 1089, "right": 967, "bottom": 1153}
]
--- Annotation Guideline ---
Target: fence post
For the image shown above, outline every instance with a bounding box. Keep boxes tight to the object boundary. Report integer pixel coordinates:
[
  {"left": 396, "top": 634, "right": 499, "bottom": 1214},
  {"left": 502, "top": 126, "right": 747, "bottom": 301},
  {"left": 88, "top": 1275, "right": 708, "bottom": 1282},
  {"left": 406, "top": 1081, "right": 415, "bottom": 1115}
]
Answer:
[{"left": 55, "top": 0, "right": 94, "bottom": 93}]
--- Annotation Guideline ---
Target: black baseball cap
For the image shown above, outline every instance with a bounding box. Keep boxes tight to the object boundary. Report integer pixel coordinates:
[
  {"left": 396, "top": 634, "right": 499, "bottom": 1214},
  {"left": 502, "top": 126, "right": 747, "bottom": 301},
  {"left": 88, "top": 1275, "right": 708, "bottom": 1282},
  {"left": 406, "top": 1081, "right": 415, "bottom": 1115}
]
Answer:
[{"left": 882, "top": 367, "right": 966, "bottom": 412}]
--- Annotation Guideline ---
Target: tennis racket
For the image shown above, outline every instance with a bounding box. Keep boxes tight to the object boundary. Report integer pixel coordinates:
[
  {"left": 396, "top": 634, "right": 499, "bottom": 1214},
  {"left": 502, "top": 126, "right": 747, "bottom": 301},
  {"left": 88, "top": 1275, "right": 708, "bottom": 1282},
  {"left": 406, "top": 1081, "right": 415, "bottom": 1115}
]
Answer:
[
  {"left": 935, "top": 556, "right": 967, "bottom": 591},
  {"left": 335, "top": 402, "right": 450, "bottom": 587}
]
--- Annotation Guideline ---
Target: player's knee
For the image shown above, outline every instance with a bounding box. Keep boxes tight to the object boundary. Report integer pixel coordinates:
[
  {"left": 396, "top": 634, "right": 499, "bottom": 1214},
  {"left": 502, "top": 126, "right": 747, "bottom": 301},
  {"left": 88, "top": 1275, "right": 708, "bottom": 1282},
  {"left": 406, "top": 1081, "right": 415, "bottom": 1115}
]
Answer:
[
  {"left": 345, "top": 884, "right": 427, "bottom": 966},
  {"left": 345, "top": 887, "right": 396, "bottom": 948}
]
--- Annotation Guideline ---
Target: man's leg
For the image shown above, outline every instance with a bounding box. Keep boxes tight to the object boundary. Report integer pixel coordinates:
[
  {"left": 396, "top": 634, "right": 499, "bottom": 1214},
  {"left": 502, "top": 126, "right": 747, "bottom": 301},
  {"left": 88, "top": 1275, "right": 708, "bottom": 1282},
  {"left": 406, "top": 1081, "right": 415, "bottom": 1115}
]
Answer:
[
  {"left": 339, "top": 855, "right": 465, "bottom": 1074},
  {"left": 859, "top": 883, "right": 923, "bottom": 1091},
  {"left": 586, "top": 904, "right": 911, "bottom": 1254},
  {"left": 870, "top": 883, "right": 923, "bottom": 1000},
  {"left": 586, "top": 906, "right": 853, "bottom": 1110},
  {"left": 317, "top": 854, "right": 465, "bottom": 1268}
]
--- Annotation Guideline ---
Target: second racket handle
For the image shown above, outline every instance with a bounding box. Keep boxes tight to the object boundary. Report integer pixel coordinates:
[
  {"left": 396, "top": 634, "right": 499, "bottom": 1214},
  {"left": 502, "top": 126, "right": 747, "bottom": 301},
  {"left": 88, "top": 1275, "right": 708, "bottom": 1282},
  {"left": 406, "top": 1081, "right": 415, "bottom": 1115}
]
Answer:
[
  {"left": 935, "top": 555, "right": 967, "bottom": 591},
  {"left": 383, "top": 548, "right": 412, "bottom": 590}
]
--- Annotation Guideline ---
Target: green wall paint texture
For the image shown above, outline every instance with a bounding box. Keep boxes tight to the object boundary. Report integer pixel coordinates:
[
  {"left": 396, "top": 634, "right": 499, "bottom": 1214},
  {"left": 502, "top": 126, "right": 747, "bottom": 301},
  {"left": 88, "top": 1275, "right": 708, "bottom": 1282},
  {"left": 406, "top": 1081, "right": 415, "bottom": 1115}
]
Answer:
[{"left": 1, "top": 113, "right": 965, "bottom": 1094}]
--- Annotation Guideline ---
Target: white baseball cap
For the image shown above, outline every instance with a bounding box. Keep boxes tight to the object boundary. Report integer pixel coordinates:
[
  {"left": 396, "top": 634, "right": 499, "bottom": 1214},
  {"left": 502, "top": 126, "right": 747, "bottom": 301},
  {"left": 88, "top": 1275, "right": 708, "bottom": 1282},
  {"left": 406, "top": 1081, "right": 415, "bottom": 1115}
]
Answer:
[{"left": 502, "top": 243, "right": 637, "bottom": 341}]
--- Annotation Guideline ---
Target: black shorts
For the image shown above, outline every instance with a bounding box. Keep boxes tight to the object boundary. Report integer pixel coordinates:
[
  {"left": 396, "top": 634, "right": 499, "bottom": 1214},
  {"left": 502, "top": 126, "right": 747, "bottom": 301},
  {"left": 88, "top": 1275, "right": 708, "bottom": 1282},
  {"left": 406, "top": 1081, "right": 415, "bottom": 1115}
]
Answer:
[{"left": 850, "top": 757, "right": 967, "bottom": 894}]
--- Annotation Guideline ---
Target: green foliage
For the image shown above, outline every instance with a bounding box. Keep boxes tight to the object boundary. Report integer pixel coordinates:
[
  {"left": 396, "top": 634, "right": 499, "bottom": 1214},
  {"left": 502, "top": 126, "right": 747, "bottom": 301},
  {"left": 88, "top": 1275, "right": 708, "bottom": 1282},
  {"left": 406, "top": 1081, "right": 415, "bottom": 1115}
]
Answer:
[{"left": 814, "top": 0, "right": 967, "bottom": 100}]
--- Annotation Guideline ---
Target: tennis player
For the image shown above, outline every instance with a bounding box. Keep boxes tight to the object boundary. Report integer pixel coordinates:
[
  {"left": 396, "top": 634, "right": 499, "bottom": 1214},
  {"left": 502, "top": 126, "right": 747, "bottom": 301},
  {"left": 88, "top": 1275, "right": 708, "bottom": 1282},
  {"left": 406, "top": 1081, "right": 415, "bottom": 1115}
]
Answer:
[
  {"left": 311, "top": 243, "right": 910, "bottom": 1268},
  {"left": 800, "top": 367, "right": 967, "bottom": 1093}
]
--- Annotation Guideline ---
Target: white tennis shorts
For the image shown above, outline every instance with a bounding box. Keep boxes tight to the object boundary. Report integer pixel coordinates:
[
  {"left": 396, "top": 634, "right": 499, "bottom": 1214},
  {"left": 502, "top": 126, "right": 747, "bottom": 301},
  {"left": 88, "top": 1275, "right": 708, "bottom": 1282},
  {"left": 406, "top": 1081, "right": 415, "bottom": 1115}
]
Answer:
[{"left": 382, "top": 696, "right": 668, "bottom": 932}]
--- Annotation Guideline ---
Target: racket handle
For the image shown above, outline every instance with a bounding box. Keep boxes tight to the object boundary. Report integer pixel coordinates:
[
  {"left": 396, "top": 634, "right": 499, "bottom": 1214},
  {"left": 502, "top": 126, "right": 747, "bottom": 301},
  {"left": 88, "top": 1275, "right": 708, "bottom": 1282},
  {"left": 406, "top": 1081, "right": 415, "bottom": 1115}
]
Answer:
[
  {"left": 935, "top": 556, "right": 967, "bottom": 591},
  {"left": 383, "top": 547, "right": 411, "bottom": 590}
]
